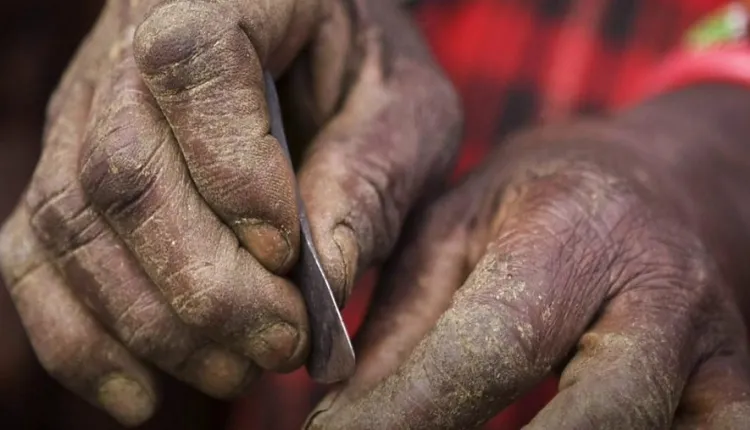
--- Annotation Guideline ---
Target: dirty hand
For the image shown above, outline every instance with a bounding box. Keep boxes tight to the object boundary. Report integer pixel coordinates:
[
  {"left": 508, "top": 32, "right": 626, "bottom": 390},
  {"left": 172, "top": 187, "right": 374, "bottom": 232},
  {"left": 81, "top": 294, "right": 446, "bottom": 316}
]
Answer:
[
  {"left": 0, "top": 0, "right": 460, "bottom": 425},
  {"left": 307, "top": 83, "right": 750, "bottom": 430}
]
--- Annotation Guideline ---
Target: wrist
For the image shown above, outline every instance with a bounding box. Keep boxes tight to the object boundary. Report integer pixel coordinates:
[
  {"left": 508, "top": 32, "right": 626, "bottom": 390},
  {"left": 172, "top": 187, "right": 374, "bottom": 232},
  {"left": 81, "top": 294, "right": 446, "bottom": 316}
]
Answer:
[
  {"left": 615, "top": 83, "right": 750, "bottom": 318},
  {"left": 616, "top": 82, "right": 750, "bottom": 211}
]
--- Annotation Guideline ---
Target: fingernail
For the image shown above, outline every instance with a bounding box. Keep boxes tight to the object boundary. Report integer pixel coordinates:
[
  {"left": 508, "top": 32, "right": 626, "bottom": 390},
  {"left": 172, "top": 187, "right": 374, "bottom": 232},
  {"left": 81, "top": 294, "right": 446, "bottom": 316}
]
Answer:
[
  {"left": 234, "top": 218, "right": 292, "bottom": 273},
  {"left": 332, "top": 225, "right": 358, "bottom": 306},
  {"left": 98, "top": 375, "right": 155, "bottom": 427},
  {"left": 245, "top": 322, "right": 306, "bottom": 371},
  {"left": 185, "top": 346, "right": 257, "bottom": 399}
]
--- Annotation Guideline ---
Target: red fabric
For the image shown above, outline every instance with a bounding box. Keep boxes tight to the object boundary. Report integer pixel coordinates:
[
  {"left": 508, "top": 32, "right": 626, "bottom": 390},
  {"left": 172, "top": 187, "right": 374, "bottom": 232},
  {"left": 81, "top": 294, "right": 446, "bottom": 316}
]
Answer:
[
  {"left": 416, "top": 0, "right": 728, "bottom": 179},
  {"left": 227, "top": 1, "right": 733, "bottom": 429}
]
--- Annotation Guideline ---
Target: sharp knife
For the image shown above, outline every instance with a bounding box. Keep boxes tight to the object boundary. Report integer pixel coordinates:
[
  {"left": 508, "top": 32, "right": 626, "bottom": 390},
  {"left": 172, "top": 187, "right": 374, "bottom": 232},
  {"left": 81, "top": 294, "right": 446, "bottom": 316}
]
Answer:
[{"left": 262, "top": 71, "right": 356, "bottom": 384}]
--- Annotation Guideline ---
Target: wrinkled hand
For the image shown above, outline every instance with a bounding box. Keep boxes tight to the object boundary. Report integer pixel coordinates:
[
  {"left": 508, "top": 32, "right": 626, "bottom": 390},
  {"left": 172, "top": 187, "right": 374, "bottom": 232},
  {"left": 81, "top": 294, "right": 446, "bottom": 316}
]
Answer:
[
  {"left": 0, "top": 0, "right": 460, "bottom": 425},
  {"left": 307, "top": 84, "right": 750, "bottom": 429}
]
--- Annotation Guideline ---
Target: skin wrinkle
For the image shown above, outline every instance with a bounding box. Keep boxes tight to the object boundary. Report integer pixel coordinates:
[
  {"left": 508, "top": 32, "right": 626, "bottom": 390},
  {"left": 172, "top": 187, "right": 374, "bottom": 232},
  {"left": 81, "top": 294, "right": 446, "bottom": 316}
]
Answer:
[
  {"left": 559, "top": 327, "right": 685, "bottom": 425},
  {"left": 27, "top": 12, "right": 284, "bottom": 410},
  {"left": 299, "top": 0, "right": 461, "bottom": 285},
  {"left": 674, "top": 348, "right": 750, "bottom": 428},
  {"left": 33, "top": 196, "right": 107, "bottom": 259},
  {"left": 53, "top": 224, "right": 226, "bottom": 373},
  {"left": 300, "top": 56, "right": 461, "bottom": 295},
  {"left": 8, "top": 259, "right": 159, "bottom": 426},
  {"left": 87, "top": 110, "right": 170, "bottom": 216},
  {"left": 134, "top": 1, "right": 307, "bottom": 272},
  {"left": 141, "top": 25, "right": 239, "bottom": 85},
  {"left": 3, "top": 0, "right": 467, "bottom": 424},
  {"left": 0, "top": 2, "right": 234, "bottom": 421},
  {"left": 27, "top": 179, "right": 79, "bottom": 224},
  {"left": 6, "top": 265, "right": 48, "bottom": 301},
  {"left": 92, "top": 136, "right": 170, "bottom": 219},
  {"left": 122, "top": 174, "right": 179, "bottom": 239},
  {"left": 56, "top": 196, "right": 98, "bottom": 233},
  {"left": 30, "top": 195, "right": 101, "bottom": 257},
  {"left": 307, "top": 86, "right": 750, "bottom": 429},
  {"left": 113, "top": 288, "right": 159, "bottom": 333}
]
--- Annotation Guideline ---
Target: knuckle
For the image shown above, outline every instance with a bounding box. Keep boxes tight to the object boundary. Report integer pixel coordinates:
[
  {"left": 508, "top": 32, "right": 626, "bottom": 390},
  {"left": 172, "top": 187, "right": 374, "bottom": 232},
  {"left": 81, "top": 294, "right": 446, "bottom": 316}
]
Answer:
[
  {"left": 80, "top": 107, "right": 167, "bottom": 221},
  {"left": 484, "top": 159, "right": 706, "bottom": 311},
  {"left": 534, "top": 162, "right": 726, "bottom": 328},
  {"left": 133, "top": 1, "right": 237, "bottom": 88},
  {"left": 490, "top": 159, "right": 643, "bottom": 270},
  {"left": 462, "top": 268, "right": 547, "bottom": 367},
  {"left": 25, "top": 175, "right": 103, "bottom": 256},
  {"left": 433, "top": 299, "right": 544, "bottom": 389},
  {"left": 513, "top": 158, "right": 730, "bottom": 348}
]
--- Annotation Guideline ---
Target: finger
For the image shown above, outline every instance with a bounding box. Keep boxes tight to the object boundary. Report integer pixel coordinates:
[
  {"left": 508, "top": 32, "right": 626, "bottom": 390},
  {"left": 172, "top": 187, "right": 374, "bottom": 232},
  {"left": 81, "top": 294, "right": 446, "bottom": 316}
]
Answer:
[
  {"left": 522, "top": 212, "right": 735, "bottom": 430},
  {"left": 27, "top": 60, "right": 258, "bottom": 397},
  {"left": 79, "top": 55, "right": 309, "bottom": 372},
  {"left": 132, "top": 0, "right": 321, "bottom": 273},
  {"left": 298, "top": 1, "right": 463, "bottom": 304},
  {"left": 307, "top": 167, "right": 625, "bottom": 429},
  {"left": 306, "top": 177, "right": 480, "bottom": 423},
  {"left": 0, "top": 207, "right": 157, "bottom": 427},
  {"left": 276, "top": 0, "right": 356, "bottom": 144},
  {"left": 673, "top": 343, "right": 750, "bottom": 429},
  {"left": 525, "top": 266, "right": 712, "bottom": 430}
]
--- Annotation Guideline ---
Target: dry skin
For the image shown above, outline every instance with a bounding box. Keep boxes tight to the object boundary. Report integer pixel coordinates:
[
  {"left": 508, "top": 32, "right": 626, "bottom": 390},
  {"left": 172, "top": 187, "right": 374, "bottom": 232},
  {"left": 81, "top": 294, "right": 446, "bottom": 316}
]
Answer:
[{"left": 0, "top": 0, "right": 462, "bottom": 426}]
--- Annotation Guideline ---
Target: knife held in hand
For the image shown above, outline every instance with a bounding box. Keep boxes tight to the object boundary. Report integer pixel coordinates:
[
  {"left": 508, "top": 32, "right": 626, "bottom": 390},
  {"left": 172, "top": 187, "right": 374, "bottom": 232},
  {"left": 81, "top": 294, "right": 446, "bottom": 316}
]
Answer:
[{"left": 262, "top": 71, "right": 356, "bottom": 384}]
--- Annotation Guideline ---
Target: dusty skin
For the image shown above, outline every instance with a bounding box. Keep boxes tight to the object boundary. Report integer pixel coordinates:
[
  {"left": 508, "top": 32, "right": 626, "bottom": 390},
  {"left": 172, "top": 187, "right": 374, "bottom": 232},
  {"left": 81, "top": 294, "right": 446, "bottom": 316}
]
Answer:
[
  {"left": 0, "top": 0, "right": 461, "bottom": 425},
  {"left": 6, "top": 0, "right": 750, "bottom": 428},
  {"left": 305, "top": 84, "right": 750, "bottom": 429}
]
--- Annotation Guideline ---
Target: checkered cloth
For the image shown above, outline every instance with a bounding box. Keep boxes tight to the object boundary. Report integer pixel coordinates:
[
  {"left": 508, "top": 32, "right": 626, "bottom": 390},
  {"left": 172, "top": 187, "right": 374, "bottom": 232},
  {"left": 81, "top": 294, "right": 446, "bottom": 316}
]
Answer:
[{"left": 227, "top": 1, "right": 731, "bottom": 429}]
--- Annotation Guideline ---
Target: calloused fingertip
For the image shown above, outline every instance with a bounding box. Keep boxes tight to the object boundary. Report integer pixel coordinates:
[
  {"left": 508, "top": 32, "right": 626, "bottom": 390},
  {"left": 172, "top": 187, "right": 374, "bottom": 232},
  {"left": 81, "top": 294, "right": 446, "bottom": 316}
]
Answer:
[
  {"left": 233, "top": 218, "right": 295, "bottom": 274},
  {"left": 133, "top": 1, "right": 235, "bottom": 78},
  {"left": 332, "top": 224, "right": 358, "bottom": 306},
  {"left": 183, "top": 345, "right": 259, "bottom": 399},
  {"left": 97, "top": 373, "right": 158, "bottom": 427},
  {"left": 242, "top": 321, "right": 309, "bottom": 373}
]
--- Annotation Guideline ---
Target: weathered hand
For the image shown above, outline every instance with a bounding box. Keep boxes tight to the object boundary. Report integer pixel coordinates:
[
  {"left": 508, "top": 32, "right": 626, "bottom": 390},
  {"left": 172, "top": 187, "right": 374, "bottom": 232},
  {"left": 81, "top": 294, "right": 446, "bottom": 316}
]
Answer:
[
  {"left": 306, "top": 84, "right": 750, "bottom": 429},
  {"left": 0, "top": 0, "right": 460, "bottom": 425}
]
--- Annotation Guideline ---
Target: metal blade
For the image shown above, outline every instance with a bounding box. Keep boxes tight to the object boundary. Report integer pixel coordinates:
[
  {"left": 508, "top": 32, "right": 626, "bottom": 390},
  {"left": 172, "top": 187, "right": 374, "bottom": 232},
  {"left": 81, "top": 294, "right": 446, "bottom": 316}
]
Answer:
[{"left": 262, "top": 72, "right": 355, "bottom": 384}]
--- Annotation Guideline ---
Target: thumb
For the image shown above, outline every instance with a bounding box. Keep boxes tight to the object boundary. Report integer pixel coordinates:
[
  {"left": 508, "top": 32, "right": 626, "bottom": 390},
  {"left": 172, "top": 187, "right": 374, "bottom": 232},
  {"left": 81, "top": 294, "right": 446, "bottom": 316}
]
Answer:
[
  {"left": 298, "top": 1, "right": 462, "bottom": 305},
  {"left": 305, "top": 181, "right": 479, "bottom": 429}
]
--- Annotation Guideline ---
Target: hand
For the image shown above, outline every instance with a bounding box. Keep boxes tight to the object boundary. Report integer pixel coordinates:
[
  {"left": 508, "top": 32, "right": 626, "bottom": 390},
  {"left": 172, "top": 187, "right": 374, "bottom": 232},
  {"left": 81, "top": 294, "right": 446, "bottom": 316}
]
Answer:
[
  {"left": 306, "top": 84, "right": 750, "bottom": 429},
  {"left": 0, "top": 0, "right": 461, "bottom": 425}
]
